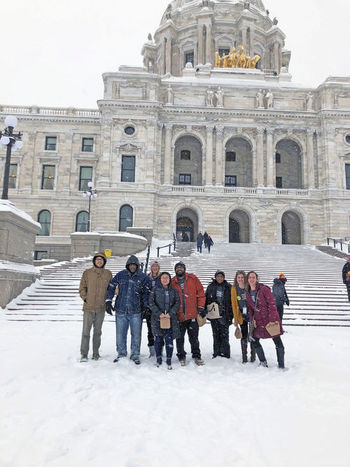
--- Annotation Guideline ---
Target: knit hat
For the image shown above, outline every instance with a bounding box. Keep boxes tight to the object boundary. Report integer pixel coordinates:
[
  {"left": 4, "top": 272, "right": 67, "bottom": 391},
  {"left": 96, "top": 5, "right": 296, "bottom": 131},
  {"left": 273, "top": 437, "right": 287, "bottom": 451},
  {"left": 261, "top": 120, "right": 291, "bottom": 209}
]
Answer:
[
  {"left": 348, "top": 257, "right": 350, "bottom": 261},
  {"left": 279, "top": 272, "right": 285, "bottom": 277},
  {"left": 151, "top": 261, "right": 160, "bottom": 268},
  {"left": 215, "top": 270, "right": 225, "bottom": 278},
  {"left": 347, "top": 271, "right": 350, "bottom": 276},
  {"left": 174, "top": 261, "right": 186, "bottom": 272}
]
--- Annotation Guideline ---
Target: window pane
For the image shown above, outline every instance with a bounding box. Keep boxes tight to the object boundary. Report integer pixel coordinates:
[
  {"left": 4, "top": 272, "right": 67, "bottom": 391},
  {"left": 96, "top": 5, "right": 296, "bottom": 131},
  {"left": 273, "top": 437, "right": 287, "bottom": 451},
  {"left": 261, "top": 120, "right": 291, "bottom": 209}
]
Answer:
[
  {"left": 276, "top": 153, "right": 281, "bottom": 163},
  {"left": 38, "top": 210, "right": 51, "bottom": 236},
  {"left": 119, "top": 205, "right": 133, "bottom": 232},
  {"left": 121, "top": 156, "right": 135, "bottom": 182},
  {"left": 219, "top": 48, "right": 230, "bottom": 57},
  {"left": 82, "top": 138, "right": 94, "bottom": 152},
  {"left": 9, "top": 164, "right": 17, "bottom": 189},
  {"left": 41, "top": 165, "right": 55, "bottom": 190},
  {"left": 276, "top": 177, "right": 283, "bottom": 188},
  {"left": 35, "top": 251, "right": 48, "bottom": 260},
  {"left": 226, "top": 151, "right": 236, "bottom": 162},
  {"left": 179, "top": 174, "right": 191, "bottom": 185},
  {"left": 185, "top": 51, "right": 194, "bottom": 66},
  {"left": 79, "top": 166, "right": 93, "bottom": 191},
  {"left": 76, "top": 211, "right": 89, "bottom": 232},
  {"left": 45, "top": 136, "right": 57, "bottom": 151},
  {"left": 346, "top": 165, "right": 350, "bottom": 190},
  {"left": 180, "top": 150, "right": 191, "bottom": 160},
  {"left": 225, "top": 175, "right": 237, "bottom": 187}
]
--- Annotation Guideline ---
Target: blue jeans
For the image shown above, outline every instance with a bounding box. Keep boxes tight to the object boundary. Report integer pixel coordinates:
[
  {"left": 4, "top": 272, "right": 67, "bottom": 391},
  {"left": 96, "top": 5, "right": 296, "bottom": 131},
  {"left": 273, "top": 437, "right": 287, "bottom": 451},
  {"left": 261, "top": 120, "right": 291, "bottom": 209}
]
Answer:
[{"left": 115, "top": 313, "right": 142, "bottom": 360}]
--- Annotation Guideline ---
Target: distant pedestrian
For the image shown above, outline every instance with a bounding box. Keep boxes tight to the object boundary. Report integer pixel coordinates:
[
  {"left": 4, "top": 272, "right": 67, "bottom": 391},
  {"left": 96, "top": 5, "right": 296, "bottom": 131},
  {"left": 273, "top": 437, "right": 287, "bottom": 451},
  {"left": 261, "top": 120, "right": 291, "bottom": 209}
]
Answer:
[
  {"left": 206, "top": 235, "right": 214, "bottom": 253},
  {"left": 272, "top": 273, "right": 290, "bottom": 321},
  {"left": 342, "top": 257, "right": 350, "bottom": 302},
  {"left": 203, "top": 231, "right": 209, "bottom": 248},
  {"left": 148, "top": 272, "right": 180, "bottom": 370},
  {"left": 196, "top": 232, "right": 203, "bottom": 253},
  {"left": 79, "top": 252, "right": 112, "bottom": 362}
]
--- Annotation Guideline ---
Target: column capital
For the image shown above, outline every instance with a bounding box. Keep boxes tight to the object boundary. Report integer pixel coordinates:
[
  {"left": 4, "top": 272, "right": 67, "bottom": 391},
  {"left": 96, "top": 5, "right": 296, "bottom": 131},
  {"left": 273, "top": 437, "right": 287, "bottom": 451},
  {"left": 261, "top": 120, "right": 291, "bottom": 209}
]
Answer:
[
  {"left": 164, "top": 123, "right": 173, "bottom": 130},
  {"left": 215, "top": 125, "right": 224, "bottom": 135},
  {"left": 256, "top": 127, "right": 264, "bottom": 135}
]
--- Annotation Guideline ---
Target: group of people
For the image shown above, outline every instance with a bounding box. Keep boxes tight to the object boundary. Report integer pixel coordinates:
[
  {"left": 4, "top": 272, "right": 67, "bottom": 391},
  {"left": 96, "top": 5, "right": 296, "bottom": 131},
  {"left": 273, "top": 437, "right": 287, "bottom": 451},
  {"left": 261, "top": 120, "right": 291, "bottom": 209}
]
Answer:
[
  {"left": 197, "top": 231, "right": 214, "bottom": 253},
  {"left": 79, "top": 252, "right": 289, "bottom": 370}
]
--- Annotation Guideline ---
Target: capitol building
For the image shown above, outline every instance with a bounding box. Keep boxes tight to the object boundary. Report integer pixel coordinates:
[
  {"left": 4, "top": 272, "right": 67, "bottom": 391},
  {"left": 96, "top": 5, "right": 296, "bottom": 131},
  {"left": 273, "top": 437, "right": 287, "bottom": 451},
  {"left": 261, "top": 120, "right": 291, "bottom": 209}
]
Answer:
[{"left": 1, "top": 0, "right": 350, "bottom": 257}]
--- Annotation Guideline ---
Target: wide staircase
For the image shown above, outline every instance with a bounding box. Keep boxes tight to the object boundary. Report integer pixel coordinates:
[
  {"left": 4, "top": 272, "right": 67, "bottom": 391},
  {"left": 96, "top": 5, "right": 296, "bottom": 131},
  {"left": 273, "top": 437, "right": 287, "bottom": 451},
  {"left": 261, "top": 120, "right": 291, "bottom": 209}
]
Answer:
[{"left": 4, "top": 243, "right": 350, "bottom": 327}]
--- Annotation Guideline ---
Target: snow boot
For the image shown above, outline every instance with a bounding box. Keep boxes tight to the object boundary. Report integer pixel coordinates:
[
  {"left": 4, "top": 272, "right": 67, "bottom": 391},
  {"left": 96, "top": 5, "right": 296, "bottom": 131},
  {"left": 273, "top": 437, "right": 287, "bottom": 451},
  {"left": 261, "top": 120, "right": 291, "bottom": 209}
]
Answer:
[
  {"left": 134, "top": 358, "right": 141, "bottom": 365},
  {"left": 250, "top": 345, "right": 256, "bottom": 363},
  {"left": 92, "top": 353, "right": 100, "bottom": 360},
  {"left": 80, "top": 354, "right": 88, "bottom": 362},
  {"left": 148, "top": 346, "right": 156, "bottom": 358},
  {"left": 255, "top": 345, "right": 267, "bottom": 364},
  {"left": 276, "top": 347, "right": 285, "bottom": 369},
  {"left": 241, "top": 339, "right": 248, "bottom": 363},
  {"left": 180, "top": 360, "right": 186, "bottom": 366},
  {"left": 156, "top": 357, "right": 162, "bottom": 367},
  {"left": 166, "top": 358, "right": 172, "bottom": 370},
  {"left": 259, "top": 361, "right": 268, "bottom": 367},
  {"left": 194, "top": 359, "right": 205, "bottom": 366}
]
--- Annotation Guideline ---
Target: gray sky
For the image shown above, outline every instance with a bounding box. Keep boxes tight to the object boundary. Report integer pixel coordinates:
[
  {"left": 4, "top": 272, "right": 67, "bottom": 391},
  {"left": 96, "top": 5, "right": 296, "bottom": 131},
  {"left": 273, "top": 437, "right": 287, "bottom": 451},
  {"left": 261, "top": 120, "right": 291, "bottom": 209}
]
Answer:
[{"left": 1, "top": 0, "right": 349, "bottom": 109}]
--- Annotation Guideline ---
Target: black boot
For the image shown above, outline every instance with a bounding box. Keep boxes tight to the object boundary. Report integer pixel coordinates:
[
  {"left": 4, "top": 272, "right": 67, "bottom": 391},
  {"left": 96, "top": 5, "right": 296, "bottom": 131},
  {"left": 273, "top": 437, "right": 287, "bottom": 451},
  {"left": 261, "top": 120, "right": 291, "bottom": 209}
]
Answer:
[
  {"left": 250, "top": 343, "right": 256, "bottom": 362},
  {"left": 241, "top": 339, "right": 248, "bottom": 363},
  {"left": 276, "top": 347, "right": 285, "bottom": 369},
  {"left": 255, "top": 344, "right": 267, "bottom": 365}
]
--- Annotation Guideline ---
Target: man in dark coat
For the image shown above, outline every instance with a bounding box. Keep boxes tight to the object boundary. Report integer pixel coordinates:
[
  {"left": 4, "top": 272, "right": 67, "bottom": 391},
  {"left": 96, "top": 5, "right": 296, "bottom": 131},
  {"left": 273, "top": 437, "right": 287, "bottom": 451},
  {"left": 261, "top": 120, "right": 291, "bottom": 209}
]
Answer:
[
  {"left": 196, "top": 232, "right": 203, "bottom": 253},
  {"left": 272, "top": 273, "right": 290, "bottom": 321},
  {"left": 342, "top": 257, "right": 350, "bottom": 302},
  {"left": 105, "top": 255, "right": 150, "bottom": 364}
]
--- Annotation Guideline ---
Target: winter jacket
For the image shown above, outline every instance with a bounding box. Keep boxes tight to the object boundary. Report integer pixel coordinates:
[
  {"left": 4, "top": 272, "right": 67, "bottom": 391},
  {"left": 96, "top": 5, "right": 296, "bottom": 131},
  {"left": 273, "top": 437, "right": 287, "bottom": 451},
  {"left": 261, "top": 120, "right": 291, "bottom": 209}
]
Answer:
[
  {"left": 106, "top": 255, "right": 150, "bottom": 314},
  {"left": 171, "top": 273, "right": 206, "bottom": 323},
  {"left": 246, "top": 282, "right": 283, "bottom": 339},
  {"left": 196, "top": 233, "right": 203, "bottom": 247},
  {"left": 272, "top": 278, "right": 289, "bottom": 307},
  {"left": 79, "top": 253, "right": 112, "bottom": 312},
  {"left": 231, "top": 286, "right": 244, "bottom": 326},
  {"left": 148, "top": 284, "right": 181, "bottom": 339},
  {"left": 205, "top": 279, "right": 233, "bottom": 325},
  {"left": 342, "top": 262, "right": 350, "bottom": 284},
  {"left": 148, "top": 273, "right": 161, "bottom": 290}
]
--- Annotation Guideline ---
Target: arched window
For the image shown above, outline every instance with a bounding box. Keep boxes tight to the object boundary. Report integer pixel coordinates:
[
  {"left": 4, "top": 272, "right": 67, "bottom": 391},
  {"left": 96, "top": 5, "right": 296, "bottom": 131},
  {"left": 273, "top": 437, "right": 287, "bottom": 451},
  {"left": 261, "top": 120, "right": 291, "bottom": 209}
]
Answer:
[
  {"left": 38, "top": 210, "right": 51, "bottom": 236},
  {"left": 75, "top": 211, "right": 89, "bottom": 232},
  {"left": 119, "top": 205, "right": 133, "bottom": 232}
]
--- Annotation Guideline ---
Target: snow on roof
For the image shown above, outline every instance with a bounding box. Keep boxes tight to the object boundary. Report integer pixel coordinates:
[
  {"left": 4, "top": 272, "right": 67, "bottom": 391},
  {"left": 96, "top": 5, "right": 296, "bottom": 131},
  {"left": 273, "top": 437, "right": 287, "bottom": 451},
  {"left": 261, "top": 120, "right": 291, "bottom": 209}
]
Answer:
[{"left": 0, "top": 200, "right": 40, "bottom": 228}]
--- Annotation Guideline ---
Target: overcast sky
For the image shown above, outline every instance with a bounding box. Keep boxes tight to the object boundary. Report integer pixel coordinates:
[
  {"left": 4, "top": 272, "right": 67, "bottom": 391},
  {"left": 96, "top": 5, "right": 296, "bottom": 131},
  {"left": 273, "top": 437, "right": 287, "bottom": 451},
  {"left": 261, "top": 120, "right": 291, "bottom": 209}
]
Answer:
[{"left": 1, "top": 0, "right": 349, "bottom": 109}]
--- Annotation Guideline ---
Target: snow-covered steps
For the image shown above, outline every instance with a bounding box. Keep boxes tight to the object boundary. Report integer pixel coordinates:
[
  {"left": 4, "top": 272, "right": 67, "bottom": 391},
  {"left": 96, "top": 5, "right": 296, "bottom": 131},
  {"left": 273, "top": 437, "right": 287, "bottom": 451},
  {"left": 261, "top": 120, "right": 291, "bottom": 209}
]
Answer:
[{"left": 4, "top": 243, "right": 350, "bottom": 326}]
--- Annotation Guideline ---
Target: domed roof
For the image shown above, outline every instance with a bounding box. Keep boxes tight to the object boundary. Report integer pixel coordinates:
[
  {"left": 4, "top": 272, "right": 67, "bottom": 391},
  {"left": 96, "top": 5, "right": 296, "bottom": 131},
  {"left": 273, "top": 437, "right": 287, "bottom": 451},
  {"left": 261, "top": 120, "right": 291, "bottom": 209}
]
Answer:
[{"left": 166, "top": 0, "right": 265, "bottom": 13}]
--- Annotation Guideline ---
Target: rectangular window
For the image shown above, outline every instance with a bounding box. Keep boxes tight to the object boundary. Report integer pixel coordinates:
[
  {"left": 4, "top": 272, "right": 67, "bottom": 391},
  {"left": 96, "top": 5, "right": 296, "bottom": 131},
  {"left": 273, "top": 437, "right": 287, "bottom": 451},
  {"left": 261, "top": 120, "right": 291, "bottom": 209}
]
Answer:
[
  {"left": 9, "top": 163, "right": 18, "bottom": 189},
  {"left": 225, "top": 175, "right": 237, "bottom": 187},
  {"left": 219, "top": 48, "right": 230, "bottom": 57},
  {"left": 226, "top": 151, "right": 236, "bottom": 162},
  {"left": 121, "top": 156, "right": 135, "bottom": 182},
  {"left": 346, "top": 165, "right": 350, "bottom": 190},
  {"left": 34, "top": 251, "right": 48, "bottom": 260},
  {"left": 79, "top": 166, "right": 93, "bottom": 191},
  {"left": 179, "top": 174, "right": 191, "bottom": 185},
  {"left": 180, "top": 150, "right": 191, "bottom": 160},
  {"left": 82, "top": 137, "right": 94, "bottom": 152},
  {"left": 276, "top": 176, "right": 283, "bottom": 188},
  {"left": 41, "top": 165, "right": 55, "bottom": 190},
  {"left": 45, "top": 136, "right": 57, "bottom": 151},
  {"left": 184, "top": 51, "right": 194, "bottom": 66},
  {"left": 276, "top": 152, "right": 281, "bottom": 163}
]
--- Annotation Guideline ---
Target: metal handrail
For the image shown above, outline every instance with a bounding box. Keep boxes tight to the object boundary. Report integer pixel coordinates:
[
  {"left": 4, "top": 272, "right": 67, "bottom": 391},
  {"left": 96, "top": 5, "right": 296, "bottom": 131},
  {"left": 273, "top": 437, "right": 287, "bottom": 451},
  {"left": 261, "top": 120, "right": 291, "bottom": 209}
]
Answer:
[
  {"left": 327, "top": 237, "right": 350, "bottom": 253},
  {"left": 157, "top": 236, "right": 177, "bottom": 258}
]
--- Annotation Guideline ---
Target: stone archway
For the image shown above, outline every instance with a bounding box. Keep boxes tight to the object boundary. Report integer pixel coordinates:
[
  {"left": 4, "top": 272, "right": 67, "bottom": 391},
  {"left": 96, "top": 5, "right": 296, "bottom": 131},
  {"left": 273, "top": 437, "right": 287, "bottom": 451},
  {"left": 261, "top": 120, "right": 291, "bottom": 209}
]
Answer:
[
  {"left": 174, "top": 135, "right": 203, "bottom": 186},
  {"left": 229, "top": 209, "right": 250, "bottom": 243},
  {"left": 225, "top": 137, "right": 253, "bottom": 187},
  {"left": 282, "top": 211, "right": 302, "bottom": 244},
  {"left": 176, "top": 208, "right": 198, "bottom": 242},
  {"left": 275, "top": 139, "right": 302, "bottom": 189}
]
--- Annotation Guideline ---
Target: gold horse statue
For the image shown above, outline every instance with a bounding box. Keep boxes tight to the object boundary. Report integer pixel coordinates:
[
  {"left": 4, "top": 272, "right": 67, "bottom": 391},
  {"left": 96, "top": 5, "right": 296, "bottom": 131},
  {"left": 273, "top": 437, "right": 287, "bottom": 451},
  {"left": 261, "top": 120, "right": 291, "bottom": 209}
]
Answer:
[{"left": 215, "top": 45, "right": 260, "bottom": 69}]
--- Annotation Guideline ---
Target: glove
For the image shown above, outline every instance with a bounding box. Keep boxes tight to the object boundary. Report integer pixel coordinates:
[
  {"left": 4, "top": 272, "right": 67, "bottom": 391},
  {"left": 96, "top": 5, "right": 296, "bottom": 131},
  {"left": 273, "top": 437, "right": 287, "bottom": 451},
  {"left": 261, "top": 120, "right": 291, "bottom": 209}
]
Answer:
[
  {"left": 198, "top": 308, "right": 206, "bottom": 318},
  {"left": 105, "top": 301, "right": 113, "bottom": 315},
  {"left": 286, "top": 300, "right": 290, "bottom": 306},
  {"left": 142, "top": 308, "right": 151, "bottom": 320}
]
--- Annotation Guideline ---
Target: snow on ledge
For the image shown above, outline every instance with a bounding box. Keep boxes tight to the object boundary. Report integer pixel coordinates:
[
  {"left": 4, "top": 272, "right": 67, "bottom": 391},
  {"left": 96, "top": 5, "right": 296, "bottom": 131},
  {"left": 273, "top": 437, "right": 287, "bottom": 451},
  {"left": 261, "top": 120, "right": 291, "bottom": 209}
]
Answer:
[
  {"left": 71, "top": 231, "right": 147, "bottom": 241},
  {"left": 0, "top": 200, "right": 40, "bottom": 228},
  {"left": 0, "top": 260, "right": 38, "bottom": 275}
]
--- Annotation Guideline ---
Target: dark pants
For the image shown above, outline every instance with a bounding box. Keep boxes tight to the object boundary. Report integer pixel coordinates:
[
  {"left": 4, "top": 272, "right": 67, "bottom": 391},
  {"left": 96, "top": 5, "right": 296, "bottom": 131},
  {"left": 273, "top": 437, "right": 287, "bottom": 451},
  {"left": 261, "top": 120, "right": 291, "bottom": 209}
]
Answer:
[
  {"left": 80, "top": 311, "right": 105, "bottom": 356},
  {"left": 176, "top": 319, "right": 201, "bottom": 360},
  {"left": 155, "top": 330, "right": 173, "bottom": 361},
  {"left": 210, "top": 319, "right": 230, "bottom": 358},
  {"left": 145, "top": 313, "right": 155, "bottom": 347},
  {"left": 253, "top": 336, "right": 285, "bottom": 368},
  {"left": 197, "top": 244, "right": 202, "bottom": 253},
  {"left": 207, "top": 245, "right": 211, "bottom": 253},
  {"left": 240, "top": 320, "right": 256, "bottom": 362},
  {"left": 346, "top": 284, "right": 350, "bottom": 302},
  {"left": 276, "top": 304, "right": 284, "bottom": 321}
]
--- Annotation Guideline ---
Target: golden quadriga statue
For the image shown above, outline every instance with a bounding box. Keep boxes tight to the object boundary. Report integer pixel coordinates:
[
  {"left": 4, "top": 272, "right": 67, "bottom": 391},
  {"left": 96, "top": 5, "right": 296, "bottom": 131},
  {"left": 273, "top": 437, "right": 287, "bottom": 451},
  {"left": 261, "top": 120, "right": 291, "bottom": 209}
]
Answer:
[{"left": 215, "top": 45, "right": 260, "bottom": 69}]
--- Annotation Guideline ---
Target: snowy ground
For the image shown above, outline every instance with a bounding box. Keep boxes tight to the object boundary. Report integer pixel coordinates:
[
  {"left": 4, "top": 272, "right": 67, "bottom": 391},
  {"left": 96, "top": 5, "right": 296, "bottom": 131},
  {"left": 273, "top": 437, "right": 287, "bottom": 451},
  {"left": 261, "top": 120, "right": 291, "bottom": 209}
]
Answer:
[{"left": 1, "top": 313, "right": 350, "bottom": 467}]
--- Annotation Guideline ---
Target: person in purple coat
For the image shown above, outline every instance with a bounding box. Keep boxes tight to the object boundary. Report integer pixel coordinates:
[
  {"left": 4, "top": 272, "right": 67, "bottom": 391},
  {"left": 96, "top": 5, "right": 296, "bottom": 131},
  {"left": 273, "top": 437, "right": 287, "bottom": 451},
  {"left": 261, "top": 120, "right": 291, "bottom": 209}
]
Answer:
[{"left": 246, "top": 271, "right": 285, "bottom": 369}]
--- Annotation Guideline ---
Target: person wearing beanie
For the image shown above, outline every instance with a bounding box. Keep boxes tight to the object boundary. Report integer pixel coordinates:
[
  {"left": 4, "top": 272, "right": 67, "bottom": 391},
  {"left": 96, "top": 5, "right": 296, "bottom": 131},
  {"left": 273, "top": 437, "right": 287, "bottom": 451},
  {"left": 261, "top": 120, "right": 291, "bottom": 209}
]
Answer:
[
  {"left": 144, "top": 261, "right": 161, "bottom": 357},
  {"left": 272, "top": 273, "right": 290, "bottom": 321},
  {"left": 205, "top": 270, "right": 233, "bottom": 358},
  {"left": 79, "top": 252, "right": 113, "bottom": 362},
  {"left": 342, "top": 258, "right": 350, "bottom": 302},
  {"left": 171, "top": 261, "right": 206, "bottom": 366},
  {"left": 105, "top": 255, "right": 151, "bottom": 365}
]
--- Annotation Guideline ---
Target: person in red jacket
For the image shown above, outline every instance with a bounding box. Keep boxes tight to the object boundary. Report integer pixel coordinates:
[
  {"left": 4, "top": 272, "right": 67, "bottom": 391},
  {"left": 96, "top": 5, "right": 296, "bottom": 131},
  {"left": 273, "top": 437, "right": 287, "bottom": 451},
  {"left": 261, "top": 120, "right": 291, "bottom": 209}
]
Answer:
[{"left": 171, "top": 261, "right": 206, "bottom": 366}]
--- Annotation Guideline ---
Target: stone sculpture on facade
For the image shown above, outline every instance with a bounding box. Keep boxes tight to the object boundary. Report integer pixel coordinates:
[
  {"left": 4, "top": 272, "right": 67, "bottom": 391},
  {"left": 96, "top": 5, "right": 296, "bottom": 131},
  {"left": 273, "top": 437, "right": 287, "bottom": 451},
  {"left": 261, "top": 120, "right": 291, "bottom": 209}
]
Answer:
[
  {"left": 265, "top": 89, "right": 274, "bottom": 109},
  {"left": 206, "top": 88, "right": 215, "bottom": 106},
  {"left": 306, "top": 92, "right": 313, "bottom": 111},
  {"left": 167, "top": 85, "right": 174, "bottom": 105},
  {"left": 256, "top": 89, "right": 265, "bottom": 108},
  {"left": 215, "top": 87, "right": 224, "bottom": 107}
]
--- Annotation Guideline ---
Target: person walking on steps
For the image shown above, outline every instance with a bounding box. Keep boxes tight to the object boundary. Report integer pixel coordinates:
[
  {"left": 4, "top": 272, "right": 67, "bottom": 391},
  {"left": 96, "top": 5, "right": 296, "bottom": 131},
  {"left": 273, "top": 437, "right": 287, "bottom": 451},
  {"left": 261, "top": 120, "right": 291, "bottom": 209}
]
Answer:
[
  {"left": 79, "top": 252, "right": 112, "bottom": 362},
  {"left": 272, "top": 273, "right": 290, "bottom": 321},
  {"left": 171, "top": 261, "right": 206, "bottom": 366},
  {"left": 144, "top": 261, "right": 161, "bottom": 357},
  {"left": 246, "top": 271, "right": 285, "bottom": 369},
  {"left": 231, "top": 270, "right": 256, "bottom": 364},
  {"left": 196, "top": 232, "right": 203, "bottom": 253},
  {"left": 148, "top": 272, "right": 180, "bottom": 370},
  {"left": 105, "top": 255, "right": 150, "bottom": 365},
  {"left": 205, "top": 270, "right": 233, "bottom": 358},
  {"left": 203, "top": 231, "right": 209, "bottom": 249},
  {"left": 206, "top": 235, "right": 214, "bottom": 253},
  {"left": 342, "top": 257, "right": 350, "bottom": 302}
]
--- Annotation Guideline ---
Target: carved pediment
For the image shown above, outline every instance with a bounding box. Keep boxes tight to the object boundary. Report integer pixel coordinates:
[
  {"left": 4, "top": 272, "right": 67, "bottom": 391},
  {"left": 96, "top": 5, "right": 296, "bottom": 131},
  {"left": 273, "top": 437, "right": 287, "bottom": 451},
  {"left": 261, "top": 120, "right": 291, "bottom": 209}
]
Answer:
[{"left": 119, "top": 143, "right": 139, "bottom": 151}]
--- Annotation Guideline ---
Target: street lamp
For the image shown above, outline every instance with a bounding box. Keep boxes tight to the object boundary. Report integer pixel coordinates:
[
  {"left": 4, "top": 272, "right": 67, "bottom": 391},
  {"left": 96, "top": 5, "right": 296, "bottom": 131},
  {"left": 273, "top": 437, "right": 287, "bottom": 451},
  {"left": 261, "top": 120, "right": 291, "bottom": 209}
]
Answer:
[
  {"left": 83, "top": 181, "right": 97, "bottom": 232},
  {"left": 0, "top": 116, "right": 23, "bottom": 200}
]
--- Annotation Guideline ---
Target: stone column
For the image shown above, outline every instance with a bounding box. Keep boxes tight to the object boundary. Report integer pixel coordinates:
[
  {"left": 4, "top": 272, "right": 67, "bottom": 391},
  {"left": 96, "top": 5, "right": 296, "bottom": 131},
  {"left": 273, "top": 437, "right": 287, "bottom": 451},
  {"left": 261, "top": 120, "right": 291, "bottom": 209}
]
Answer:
[
  {"left": 266, "top": 129, "right": 275, "bottom": 187},
  {"left": 241, "top": 29, "right": 247, "bottom": 50},
  {"left": 197, "top": 25, "right": 204, "bottom": 64},
  {"left": 249, "top": 29, "right": 254, "bottom": 58},
  {"left": 324, "top": 128, "right": 337, "bottom": 189},
  {"left": 205, "top": 25, "right": 212, "bottom": 64},
  {"left": 256, "top": 128, "right": 264, "bottom": 186},
  {"left": 306, "top": 130, "right": 315, "bottom": 189},
  {"left": 206, "top": 126, "right": 214, "bottom": 185},
  {"left": 166, "top": 38, "right": 172, "bottom": 74},
  {"left": 215, "top": 126, "right": 224, "bottom": 185},
  {"left": 274, "top": 42, "right": 280, "bottom": 72},
  {"left": 163, "top": 124, "right": 172, "bottom": 184}
]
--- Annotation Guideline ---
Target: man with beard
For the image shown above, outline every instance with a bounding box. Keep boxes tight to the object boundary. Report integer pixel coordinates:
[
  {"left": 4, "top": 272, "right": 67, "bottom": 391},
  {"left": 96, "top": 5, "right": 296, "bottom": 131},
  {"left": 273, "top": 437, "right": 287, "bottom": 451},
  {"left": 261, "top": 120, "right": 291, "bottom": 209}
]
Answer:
[{"left": 171, "top": 261, "right": 206, "bottom": 366}]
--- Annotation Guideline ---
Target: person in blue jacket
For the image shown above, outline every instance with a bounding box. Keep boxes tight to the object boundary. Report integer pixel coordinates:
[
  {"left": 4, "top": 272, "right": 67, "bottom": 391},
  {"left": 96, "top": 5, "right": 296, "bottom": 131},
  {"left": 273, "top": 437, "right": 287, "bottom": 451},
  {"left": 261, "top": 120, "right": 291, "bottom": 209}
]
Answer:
[{"left": 105, "top": 255, "right": 150, "bottom": 365}]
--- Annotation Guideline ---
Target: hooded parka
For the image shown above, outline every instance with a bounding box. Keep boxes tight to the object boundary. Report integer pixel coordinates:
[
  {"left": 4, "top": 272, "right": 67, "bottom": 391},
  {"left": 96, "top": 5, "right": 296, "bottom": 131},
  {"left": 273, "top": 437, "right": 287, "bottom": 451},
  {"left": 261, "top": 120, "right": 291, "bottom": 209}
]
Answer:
[{"left": 79, "top": 253, "right": 113, "bottom": 312}]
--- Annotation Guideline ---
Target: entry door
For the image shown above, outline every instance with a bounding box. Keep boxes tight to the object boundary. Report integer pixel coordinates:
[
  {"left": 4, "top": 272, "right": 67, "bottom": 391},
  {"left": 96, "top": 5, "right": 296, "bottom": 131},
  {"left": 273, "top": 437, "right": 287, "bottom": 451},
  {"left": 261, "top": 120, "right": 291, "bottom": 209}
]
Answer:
[
  {"left": 229, "top": 218, "right": 240, "bottom": 243},
  {"left": 176, "top": 217, "right": 194, "bottom": 242}
]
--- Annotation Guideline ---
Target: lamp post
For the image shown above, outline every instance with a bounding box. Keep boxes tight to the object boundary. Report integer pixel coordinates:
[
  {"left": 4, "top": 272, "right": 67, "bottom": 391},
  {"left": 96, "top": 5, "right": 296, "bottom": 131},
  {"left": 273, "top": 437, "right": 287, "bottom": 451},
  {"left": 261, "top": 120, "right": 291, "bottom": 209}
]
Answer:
[
  {"left": 0, "top": 116, "right": 23, "bottom": 200},
  {"left": 83, "top": 181, "right": 97, "bottom": 232}
]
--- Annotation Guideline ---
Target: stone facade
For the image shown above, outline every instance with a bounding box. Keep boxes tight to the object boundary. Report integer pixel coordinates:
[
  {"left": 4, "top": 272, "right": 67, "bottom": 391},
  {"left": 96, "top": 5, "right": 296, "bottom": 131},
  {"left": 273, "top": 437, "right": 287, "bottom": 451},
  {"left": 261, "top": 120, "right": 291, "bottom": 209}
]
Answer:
[{"left": 1, "top": 0, "right": 350, "bottom": 248}]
